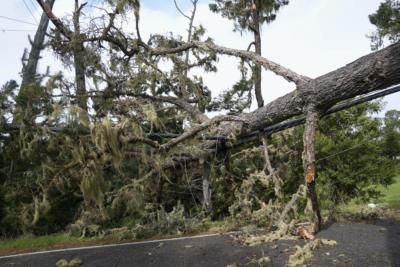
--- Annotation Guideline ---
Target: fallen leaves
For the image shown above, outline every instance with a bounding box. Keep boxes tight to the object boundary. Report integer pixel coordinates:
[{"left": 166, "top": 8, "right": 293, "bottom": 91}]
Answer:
[
  {"left": 55, "top": 257, "right": 82, "bottom": 267},
  {"left": 287, "top": 239, "right": 337, "bottom": 267}
]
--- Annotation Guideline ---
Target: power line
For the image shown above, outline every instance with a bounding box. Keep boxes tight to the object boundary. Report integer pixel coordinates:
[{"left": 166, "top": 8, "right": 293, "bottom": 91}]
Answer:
[
  {"left": 316, "top": 138, "right": 375, "bottom": 163},
  {"left": 0, "top": 28, "right": 37, "bottom": 32},
  {"left": 0, "top": 15, "right": 37, "bottom": 26},
  {"left": 28, "top": 0, "right": 40, "bottom": 15},
  {"left": 22, "top": 0, "right": 39, "bottom": 24}
]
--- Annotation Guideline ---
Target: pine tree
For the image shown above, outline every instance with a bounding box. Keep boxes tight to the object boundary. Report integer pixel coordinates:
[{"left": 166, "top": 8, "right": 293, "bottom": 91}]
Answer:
[{"left": 210, "top": 0, "right": 288, "bottom": 107}]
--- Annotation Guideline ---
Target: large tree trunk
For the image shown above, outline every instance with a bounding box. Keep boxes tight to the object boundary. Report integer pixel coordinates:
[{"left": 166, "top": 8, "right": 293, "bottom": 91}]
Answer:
[
  {"left": 72, "top": 0, "right": 87, "bottom": 111},
  {"left": 20, "top": 0, "right": 56, "bottom": 88},
  {"left": 15, "top": 0, "right": 55, "bottom": 125},
  {"left": 244, "top": 42, "right": 400, "bottom": 133}
]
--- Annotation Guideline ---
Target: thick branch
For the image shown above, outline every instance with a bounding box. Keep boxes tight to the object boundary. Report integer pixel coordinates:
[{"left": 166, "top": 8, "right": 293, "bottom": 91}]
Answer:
[
  {"left": 152, "top": 41, "right": 311, "bottom": 85},
  {"left": 121, "top": 135, "right": 160, "bottom": 149},
  {"left": 36, "top": 0, "right": 72, "bottom": 38},
  {"left": 132, "top": 94, "right": 208, "bottom": 123},
  {"left": 161, "top": 115, "right": 246, "bottom": 151}
]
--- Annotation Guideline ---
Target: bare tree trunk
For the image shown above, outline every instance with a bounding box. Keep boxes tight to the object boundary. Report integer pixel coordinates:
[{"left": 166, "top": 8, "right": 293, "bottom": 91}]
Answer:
[
  {"left": 202, "top": 157, "right": 213, "bottom": 217},
  {"left": 72, "top": 0, "right": 87, "bottom": 111},
  {"left": 253, "top": 9, "right": 264, "bottom": 108},
  {"left": 260, "top": 134, "right": 283, "bottom": 198},
  {"left": 14, "top": 0, "right": 55, "bottom": 125},
  {"left": 21, "top": 0, "right": 56, "bottom": 88},
  {"left": 303, "top": 105, "right": 322, "bottom": 228}
]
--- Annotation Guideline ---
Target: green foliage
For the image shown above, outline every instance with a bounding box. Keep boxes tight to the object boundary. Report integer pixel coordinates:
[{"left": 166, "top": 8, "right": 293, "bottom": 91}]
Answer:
[
  {"left": 0, "top": 234, "right": 85, "bottom": 253},
  {"left": 379, "top": 175, "right": 400, "bottom": 207},
  {"left": 316, "top": 102, "right": 397, "bottom": 205},
  {"left": 209, "top": 0, "right": 289, "bottom": 33},
  {"left": 369, "top": 0, "right": 400, "bottom": 50},
  {"left": 382, "top": 110, "right": 400, "bottom": 160},
  {"left": 277, "top": 102, "right": 398, "bottom": 208}
]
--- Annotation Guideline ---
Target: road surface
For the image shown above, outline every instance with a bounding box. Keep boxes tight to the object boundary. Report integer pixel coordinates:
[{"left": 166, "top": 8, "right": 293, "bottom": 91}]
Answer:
[{"left": 1, "top": 220, "right": 399, "bottom": 266}]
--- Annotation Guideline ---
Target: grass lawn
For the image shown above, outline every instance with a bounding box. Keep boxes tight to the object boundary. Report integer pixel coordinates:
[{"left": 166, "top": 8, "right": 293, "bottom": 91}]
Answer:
[
  {"left": 0, "top": 234, "right": 102, "bottom": 256},
  {"left": 379, "top": 175, "right": 400, "bottom": 208},
  {"left": 341, "top": 174, "right": 400, "bottom": 213},
  {"left": 0, "top": 220, "right": 234, "bottom": 256}
]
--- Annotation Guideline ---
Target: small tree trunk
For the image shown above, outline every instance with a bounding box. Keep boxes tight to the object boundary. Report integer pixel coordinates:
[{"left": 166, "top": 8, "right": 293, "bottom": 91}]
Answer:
[
  {"left": 253, "top": 9, "right": 263, "bottom": 108},
  {"left": 202, "top": 157, "right": 213, "bottom": 218},
  {"left": 303, "top": 105, "right": 322, "bottom": 228}
]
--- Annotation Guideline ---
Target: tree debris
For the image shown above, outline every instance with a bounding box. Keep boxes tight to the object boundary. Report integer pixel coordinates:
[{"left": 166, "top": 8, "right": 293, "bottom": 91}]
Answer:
[{"left": 287, "top": 239, "right": 337, "bottom": 267}]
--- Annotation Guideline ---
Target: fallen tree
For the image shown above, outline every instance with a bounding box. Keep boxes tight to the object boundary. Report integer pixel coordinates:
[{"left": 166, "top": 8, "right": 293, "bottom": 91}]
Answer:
[{"left": 21, "top": 0, "right": 400, "bottom": 232}]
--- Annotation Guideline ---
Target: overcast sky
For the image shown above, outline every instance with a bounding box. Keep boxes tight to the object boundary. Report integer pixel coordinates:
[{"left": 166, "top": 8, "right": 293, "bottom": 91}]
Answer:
[{"left": 0, "top": 0, "right": 399, "bottom": 116}]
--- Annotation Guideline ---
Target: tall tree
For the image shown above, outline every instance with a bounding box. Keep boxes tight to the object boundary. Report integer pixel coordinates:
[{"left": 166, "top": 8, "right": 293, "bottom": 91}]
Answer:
[
  {"left": 210, "top": 0, "right": 288, "bottom": 108},
  {"left": 383, "top": 110, "right": 400, "bottom": 160},
  {"left": 36, "top": 0, "right": 89, "bottom": 111},
  {"left": 369, "top": 0, "right": 400, "bottom": 50}
]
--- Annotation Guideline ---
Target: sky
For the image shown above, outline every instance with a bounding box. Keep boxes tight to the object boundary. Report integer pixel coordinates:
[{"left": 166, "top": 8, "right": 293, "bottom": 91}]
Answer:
[{"left": 0, "top": 0, "right": 399, "bottom": 116}]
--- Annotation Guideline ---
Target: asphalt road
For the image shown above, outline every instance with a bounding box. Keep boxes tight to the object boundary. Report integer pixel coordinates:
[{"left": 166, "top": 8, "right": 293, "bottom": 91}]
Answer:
[{"left": 1, "top": 220, "right": 400, "bottom": 267}]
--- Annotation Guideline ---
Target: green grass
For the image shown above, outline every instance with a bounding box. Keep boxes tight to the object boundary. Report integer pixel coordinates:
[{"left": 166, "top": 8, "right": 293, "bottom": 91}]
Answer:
[
  {"left": 0, "top": 234, "right": 97, "bottom": 255},
  {"left": 341, "top": 175, "right": 400, "bottom": 212},
  {"left": 379, "top": 175, "right": 400, "bottom": 208}
]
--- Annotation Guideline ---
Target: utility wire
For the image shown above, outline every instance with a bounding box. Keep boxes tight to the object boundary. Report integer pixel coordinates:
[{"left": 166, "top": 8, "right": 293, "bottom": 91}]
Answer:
[
  {"left": 0, "top": 28, "right": 37, "bottom": 32},
  {"left": 0, "top": 15, "right": 37, "bottom": 26},
  {"left": 22, "top": 0, "right": 39, "bottom": 24},
  {"left": 28, "top": 0, "right": 39, "bottom": 14},
  {"left": 316, "top": 138, "right": 376, "bottom": 163}
]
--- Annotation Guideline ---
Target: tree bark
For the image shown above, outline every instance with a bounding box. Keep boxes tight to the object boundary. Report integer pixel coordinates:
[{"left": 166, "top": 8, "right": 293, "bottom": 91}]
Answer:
[
  {"left": 245, "top": 42, "right": 400, "bottom": 133},
  {"left": 303, "top": 105, "right": 322, "bottom": 228},
  {"left": 253, "top": 8, "right": 264, "bottom": 108},
  {"left": 72, "top": 0, "right": 87, "bottom": 111},
  {"left": 202, "top": 157, "right": 214, "bottom": 218}
]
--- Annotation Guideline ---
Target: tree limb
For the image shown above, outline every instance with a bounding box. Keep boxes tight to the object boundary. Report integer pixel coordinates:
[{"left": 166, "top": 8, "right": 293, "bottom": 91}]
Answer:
[
  {"left": 161, "top": 115, "right": 246, "bottom": 151},
  {"left": 36, "top": 0, "right": 72, "bottom": 38},
  {"left": 151, "top": 41, "right": 311, "bottom": 85}
]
